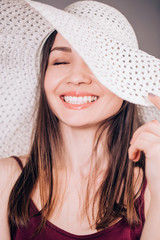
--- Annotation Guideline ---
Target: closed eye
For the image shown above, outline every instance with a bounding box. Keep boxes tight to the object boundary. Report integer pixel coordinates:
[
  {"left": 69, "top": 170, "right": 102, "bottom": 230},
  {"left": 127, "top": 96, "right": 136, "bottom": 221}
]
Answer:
[{"left": 53, "top": 62, "right": 70, "bottom": 65}]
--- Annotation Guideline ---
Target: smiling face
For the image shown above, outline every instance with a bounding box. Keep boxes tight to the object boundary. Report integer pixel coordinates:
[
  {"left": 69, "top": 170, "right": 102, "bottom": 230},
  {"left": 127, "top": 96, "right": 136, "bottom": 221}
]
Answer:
[{"left": 44, "top": 33, "right": 123, "bottom": 128}]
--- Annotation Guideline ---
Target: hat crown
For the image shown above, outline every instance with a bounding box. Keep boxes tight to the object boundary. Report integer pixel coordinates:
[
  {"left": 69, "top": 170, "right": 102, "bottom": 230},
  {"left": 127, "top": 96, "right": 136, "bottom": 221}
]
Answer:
[{"left": 64, "top": 1, "right": 138, "bottom": 49}]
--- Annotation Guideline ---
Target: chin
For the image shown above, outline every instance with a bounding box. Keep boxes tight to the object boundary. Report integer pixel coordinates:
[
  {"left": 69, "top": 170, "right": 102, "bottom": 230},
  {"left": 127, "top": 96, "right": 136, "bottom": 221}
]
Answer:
[{"left": 59, "top": 117, "right": 103, "bottom": 129}]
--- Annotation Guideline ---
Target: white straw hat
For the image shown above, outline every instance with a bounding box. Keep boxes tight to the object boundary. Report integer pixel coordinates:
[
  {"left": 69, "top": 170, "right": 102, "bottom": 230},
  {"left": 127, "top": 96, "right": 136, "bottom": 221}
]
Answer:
[{"left": 0, "top": 0, "right": 160, "bottom": 157}]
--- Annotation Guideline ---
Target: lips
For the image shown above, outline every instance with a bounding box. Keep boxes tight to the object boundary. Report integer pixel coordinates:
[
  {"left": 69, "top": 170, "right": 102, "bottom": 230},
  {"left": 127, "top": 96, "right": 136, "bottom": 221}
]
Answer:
[{"left": 60, "top": 91, "right": 99, "bottom": 109}]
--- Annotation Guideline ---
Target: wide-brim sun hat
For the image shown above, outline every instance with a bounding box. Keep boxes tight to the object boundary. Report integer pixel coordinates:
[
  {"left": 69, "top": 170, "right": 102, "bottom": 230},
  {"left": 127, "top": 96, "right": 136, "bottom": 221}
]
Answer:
[{"left": 0, "top": 0, "right": 160, "bottom": 158}]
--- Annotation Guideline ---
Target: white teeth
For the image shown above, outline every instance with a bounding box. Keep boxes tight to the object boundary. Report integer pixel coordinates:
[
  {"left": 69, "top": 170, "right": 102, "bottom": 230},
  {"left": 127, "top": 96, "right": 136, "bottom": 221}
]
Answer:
[
  {"left": 84, "top": 96, "right": 87, "bottom": 103},
  {"left": 63, "top": 96, "right": 98, "bottom": 104},
  {"left": 88, "top": 96, "right": 91, "bottom": 102}
]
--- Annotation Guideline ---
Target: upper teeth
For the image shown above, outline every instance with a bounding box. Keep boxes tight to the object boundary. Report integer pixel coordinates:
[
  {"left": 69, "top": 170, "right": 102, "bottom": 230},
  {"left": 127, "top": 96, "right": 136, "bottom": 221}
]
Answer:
[{"left": 63, "top": 96, "right": 98, "bottom": 104}]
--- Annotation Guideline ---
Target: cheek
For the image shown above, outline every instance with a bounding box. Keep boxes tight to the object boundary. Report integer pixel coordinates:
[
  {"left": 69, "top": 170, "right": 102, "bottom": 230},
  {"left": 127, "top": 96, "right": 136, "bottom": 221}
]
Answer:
[
  {"left": 111, "top": 97, "right": 123, "bottom": 113},
  {"left": 44, "top": 69, "right": 60, "bottom": 94},
  {"left": 43, "top": 71, "right": 62, "bottom": 116},
  {"left": 44, "top": 71, "right": 53, "bottom": 93},
  {"left": 98, "top": 84, "right": 123, "bottom": 116},
  {"left": 44, "top": 64, "right": 70, "bottom": 88},
  {"left": 100, "top": 95, "right": 123, "bottom": 119}
]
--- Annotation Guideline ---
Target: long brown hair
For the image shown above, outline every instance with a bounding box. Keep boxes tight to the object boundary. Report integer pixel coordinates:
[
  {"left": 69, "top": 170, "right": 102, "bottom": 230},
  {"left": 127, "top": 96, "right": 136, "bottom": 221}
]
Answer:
[{"left": 8, "top": 30, "right": 145, "bottom": 234}]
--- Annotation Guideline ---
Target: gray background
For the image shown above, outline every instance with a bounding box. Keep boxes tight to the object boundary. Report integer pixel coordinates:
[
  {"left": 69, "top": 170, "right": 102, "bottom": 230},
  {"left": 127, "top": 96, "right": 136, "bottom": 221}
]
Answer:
[{"left": 35, "top": 0, "right": 160, "bottom": 58}]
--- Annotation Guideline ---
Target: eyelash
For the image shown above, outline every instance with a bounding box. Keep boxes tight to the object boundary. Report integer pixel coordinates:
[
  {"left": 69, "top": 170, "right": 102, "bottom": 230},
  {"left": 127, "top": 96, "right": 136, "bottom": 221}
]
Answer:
[{"left": 53, "top": 62, "right": 70, "bottom": 66}]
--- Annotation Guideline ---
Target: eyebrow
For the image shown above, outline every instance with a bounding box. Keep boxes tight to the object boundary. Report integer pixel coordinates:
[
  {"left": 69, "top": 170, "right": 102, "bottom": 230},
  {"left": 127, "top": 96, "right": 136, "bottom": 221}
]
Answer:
[{"left": 50, "top": 46, "right": 72, "bottom": 53}]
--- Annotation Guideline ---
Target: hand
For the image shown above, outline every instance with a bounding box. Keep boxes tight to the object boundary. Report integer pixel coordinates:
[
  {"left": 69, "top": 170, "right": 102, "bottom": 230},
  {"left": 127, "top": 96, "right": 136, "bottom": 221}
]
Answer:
[{"left": 128, "top": 94, "right": 160, "bottom": 197}]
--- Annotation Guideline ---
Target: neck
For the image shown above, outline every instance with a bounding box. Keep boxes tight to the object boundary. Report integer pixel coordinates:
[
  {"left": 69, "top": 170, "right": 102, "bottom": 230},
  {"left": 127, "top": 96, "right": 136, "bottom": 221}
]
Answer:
[{"left": 60, "top": 122, "right": 101, "bottom": 175}]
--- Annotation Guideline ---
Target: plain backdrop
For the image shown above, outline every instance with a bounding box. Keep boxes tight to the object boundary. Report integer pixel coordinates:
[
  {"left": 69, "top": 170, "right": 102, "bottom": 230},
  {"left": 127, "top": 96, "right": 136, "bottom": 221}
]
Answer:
[{"left": 34, "top": 0, "right": 160, "bottom": 58}]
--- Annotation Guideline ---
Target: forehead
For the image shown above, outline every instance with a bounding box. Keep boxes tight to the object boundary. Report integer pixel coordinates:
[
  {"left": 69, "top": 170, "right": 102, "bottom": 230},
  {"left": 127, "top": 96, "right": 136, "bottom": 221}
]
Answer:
[{"left": 53, "top": 33, "right": 72, "bottom": 48}]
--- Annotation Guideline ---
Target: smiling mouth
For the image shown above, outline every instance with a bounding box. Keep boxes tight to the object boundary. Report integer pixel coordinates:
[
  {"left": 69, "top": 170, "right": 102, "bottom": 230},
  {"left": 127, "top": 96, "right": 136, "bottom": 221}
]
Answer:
[{"left": 62, "top": 95, "right": 98, "bottom": 105}]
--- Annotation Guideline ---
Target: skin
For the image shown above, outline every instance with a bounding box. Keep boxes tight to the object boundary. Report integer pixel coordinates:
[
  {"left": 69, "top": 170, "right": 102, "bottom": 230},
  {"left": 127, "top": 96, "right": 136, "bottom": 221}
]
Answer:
[
  {"left": 0, "top": 33, "right": 160, "bottom": 238},
  {"left": 44, "top": 33, "right": 123, "bottom": 174},
  {"left": 42, "top": 33, "right": 123, "bottom": 233},
  {"left": 128, "top": 94, "right": 160, "bottom": 240},
  {"left": 44, "top": 33, "right": 123, "bottom": 128}
]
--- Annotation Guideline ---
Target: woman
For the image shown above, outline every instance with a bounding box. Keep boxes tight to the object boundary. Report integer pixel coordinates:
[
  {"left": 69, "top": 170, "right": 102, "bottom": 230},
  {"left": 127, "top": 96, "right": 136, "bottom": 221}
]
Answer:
[{"left": 0, "top": 1, "right": 160, "bottom": 239}]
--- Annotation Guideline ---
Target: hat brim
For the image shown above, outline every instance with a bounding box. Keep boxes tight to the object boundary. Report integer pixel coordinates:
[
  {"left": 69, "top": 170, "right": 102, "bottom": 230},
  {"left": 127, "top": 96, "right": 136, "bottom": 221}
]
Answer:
[{"left": 26, "top": 0, "right": 160, "bottom": 107}]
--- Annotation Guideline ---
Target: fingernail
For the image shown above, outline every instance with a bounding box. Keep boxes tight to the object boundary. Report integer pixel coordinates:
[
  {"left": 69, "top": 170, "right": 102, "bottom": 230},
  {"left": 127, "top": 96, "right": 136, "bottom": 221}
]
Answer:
[{"left": 148, "top": 93, "right": 155, "bottom": 97}]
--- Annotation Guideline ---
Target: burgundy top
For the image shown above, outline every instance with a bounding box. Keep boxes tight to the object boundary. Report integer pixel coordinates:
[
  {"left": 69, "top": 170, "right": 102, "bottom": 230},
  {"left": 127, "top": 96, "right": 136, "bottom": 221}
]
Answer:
[{"left": 11, "top": 156, "right": 146, "bottom": 240}]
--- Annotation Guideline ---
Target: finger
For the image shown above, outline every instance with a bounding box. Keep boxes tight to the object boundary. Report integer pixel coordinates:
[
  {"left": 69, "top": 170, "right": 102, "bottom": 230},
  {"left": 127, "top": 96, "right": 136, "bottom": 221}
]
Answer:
[
  {"left": 129, "top": 132, "right": 160, "bottom": 160},
  {"left": 148, "top": 93, "right": 160, "bottom": 110},
  {"left": 128, "top": 148, "right": 141, "bottom": 162},
  {"left": 130, "top": 120, "right": 160, "bottom": 144}
]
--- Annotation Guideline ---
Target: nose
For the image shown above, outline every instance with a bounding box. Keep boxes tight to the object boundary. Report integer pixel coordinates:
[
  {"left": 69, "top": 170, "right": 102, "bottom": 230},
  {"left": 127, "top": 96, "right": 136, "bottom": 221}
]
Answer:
[{"left": 66, "top": 58, "right": 93, "bottom": 85}]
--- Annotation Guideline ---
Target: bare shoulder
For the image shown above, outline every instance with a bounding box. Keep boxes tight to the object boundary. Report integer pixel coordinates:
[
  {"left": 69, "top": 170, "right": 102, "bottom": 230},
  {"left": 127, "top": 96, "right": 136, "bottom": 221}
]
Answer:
[
  {"left": 0, "top": 155, "right": 28, "bottom": 191},
  {"left": 0, "top": 155, "right": 28, "bottom": 239}
]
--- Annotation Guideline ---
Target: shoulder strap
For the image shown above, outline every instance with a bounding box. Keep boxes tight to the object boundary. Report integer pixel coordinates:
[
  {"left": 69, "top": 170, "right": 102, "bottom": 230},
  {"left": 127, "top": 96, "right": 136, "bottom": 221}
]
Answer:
[{"left": 11, "top": 156, "right": 23, "bottom": 170}]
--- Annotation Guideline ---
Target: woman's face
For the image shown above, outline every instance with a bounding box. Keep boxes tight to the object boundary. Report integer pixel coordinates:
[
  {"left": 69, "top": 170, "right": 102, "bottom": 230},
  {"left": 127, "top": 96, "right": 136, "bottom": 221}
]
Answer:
[{"left": 44, "top": 33, "right": 123, "bottom": 128}]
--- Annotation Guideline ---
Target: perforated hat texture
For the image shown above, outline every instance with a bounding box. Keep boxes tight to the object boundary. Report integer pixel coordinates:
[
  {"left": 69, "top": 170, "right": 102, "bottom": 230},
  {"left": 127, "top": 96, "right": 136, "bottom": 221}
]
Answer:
[{"left": 0, "top": 0, "right": 160, "bottom": 158}]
